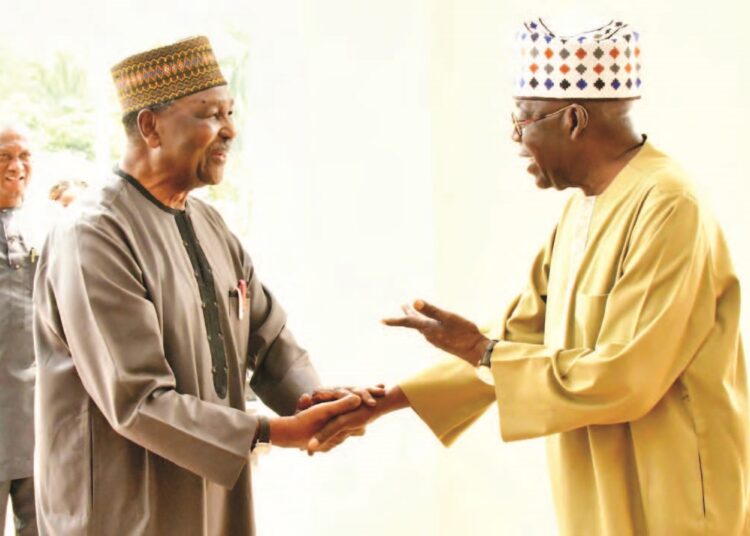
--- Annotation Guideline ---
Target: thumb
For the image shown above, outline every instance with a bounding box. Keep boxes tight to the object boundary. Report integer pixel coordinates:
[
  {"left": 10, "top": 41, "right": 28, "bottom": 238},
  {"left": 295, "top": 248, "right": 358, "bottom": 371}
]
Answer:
[
  {"left": 296, "top": 393, "right": 313, "bottom": 411},
  {"left": 307, "top": 414, "right": 350, "bottom": 454},
  {"left": 414, "top": 299, "right": 448, "bottom": 322},
  {"left": 314, "top": 394, "right": 361, "bottom": 419}
]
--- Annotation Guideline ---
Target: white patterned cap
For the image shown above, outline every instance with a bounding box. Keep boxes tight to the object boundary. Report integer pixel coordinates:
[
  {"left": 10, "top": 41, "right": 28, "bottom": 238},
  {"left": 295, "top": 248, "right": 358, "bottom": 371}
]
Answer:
[{"left": 514, "top": 19, "right": 642, "bottom": 100}]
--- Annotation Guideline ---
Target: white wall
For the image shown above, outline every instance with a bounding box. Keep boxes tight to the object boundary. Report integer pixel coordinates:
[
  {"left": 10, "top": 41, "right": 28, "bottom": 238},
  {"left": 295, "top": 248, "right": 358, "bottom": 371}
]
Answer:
[{"left": 244, "top": 2, "right": 442, "bottom": 534}]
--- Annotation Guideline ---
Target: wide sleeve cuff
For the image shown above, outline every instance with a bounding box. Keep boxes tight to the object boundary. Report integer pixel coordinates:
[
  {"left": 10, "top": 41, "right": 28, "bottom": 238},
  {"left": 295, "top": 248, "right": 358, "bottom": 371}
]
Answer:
[{"left": 399, "top": 357, "right": 496, "bottom": 447}]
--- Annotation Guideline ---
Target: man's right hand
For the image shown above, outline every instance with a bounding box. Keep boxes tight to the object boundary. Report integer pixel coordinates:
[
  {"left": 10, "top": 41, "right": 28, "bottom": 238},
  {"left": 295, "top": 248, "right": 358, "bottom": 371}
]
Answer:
[
  {"left": 306, "top": 386, "right": 409, "bottom": 454},
  {"left": 270, "top": 395, "right": 362, "bottom": 450}
]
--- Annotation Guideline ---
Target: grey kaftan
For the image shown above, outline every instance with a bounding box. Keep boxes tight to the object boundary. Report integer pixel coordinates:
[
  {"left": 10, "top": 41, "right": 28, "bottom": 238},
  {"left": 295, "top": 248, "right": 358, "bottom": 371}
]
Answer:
[
  {"left": 0, "top": 206, "right": 37, "bottom": 482},
  {"left": 33, "top": 171, "right": 320, "bottom": 535}
]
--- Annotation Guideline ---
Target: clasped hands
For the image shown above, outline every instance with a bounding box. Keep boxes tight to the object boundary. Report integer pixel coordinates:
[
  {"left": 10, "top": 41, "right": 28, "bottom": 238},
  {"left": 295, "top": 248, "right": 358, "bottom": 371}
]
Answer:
[{"left": 278, "top": 299, "right": 488, "bottom": 455}]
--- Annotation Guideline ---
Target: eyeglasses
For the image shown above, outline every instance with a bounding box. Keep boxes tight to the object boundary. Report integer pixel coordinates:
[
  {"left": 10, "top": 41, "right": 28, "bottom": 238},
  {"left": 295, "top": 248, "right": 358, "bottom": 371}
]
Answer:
[{"left": 512, "top": 104, "right": 579, "bottom": 140}]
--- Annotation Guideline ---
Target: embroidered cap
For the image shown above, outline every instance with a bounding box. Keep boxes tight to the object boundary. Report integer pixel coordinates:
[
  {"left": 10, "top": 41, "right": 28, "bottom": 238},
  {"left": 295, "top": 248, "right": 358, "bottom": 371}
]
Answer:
[
  {"left": 111, "top": 36, "right": 227, "bottom": 115},
  {"left": 515, "top": 19, "right": 641, "bottom": 100}
]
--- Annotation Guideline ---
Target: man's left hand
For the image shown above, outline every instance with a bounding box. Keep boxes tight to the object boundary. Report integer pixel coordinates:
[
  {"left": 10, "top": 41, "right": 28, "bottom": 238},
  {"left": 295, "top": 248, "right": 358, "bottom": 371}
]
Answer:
[
  {"left": 382, "top": 299, "right": 489, "bottom": 365},
  {"left": 296, "top": 384, "right": 386, "bottom": 412}
]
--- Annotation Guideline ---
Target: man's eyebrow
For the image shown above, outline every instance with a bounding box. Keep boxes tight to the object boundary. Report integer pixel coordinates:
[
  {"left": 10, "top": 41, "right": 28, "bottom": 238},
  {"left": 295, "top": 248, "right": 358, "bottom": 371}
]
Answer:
[{"left": 200, "top": 98, "right": 235, "bottom": 107}]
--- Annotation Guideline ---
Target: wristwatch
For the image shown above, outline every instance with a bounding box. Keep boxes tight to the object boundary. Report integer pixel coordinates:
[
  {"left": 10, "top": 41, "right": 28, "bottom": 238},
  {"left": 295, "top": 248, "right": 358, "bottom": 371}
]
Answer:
[
  {"left": 252, "top": 415, "right": 272, "bottom": 456},
  {"left": 475, "top": 339, "right": 498, "bottom": 385}
]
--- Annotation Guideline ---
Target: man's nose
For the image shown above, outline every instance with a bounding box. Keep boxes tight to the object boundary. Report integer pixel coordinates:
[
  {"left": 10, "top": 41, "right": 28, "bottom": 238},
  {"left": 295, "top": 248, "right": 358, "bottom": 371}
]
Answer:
[
  {"left": 6, "top": 156, "right": 23, "bottom": 174},
  {"left": 220, "top": 116, "right": 236, "bottom": 141},
  {"left": 511, "top": 124, "right": 523, "bottom": 143}
]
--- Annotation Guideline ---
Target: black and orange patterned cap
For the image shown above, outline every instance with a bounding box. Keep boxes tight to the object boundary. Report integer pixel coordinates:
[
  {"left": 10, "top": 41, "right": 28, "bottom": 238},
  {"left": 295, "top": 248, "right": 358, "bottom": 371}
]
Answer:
[{"left": 111, "top": 36, "right": 227, "bottom": 115}]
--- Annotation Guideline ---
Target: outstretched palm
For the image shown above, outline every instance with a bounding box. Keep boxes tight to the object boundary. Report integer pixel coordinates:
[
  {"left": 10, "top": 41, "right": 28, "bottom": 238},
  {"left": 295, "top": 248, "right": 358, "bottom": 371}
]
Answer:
[{"left": 382, "top": 299, "right": 489, "bottom": 364}]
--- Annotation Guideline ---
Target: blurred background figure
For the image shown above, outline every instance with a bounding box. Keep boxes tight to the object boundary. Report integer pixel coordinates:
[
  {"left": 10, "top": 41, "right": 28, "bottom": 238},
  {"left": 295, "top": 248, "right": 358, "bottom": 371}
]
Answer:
[
  {"left": 47, "top": 179, "right": 88, "bottom": 208},
  {"left": 0, "top": 124, "right": 39, "bottom": 536}
]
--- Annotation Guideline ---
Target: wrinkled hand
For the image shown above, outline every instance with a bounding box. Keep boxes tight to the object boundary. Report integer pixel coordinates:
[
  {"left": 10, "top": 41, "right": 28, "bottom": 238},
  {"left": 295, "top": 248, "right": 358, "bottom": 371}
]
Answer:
[
  {"left": 306, "top": 403, "right": 380, "bottom": 454},
  {"left": 306, "top": 385, "right": 409, "bottom": 455},
  {"left": 382, "top": 299, "right": 489, "bottom": 364},
  {"left": 296, "top": 384, "right": 386, "bottom": 412},
  {"left": 271, "top": 395, "right": 362, "bottom": 450}
]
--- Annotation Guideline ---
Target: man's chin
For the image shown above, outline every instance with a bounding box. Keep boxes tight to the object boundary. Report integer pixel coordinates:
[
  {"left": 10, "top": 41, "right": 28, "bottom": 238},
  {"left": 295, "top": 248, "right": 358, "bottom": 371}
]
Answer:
[
  {"left": 0, "top": 186, "right": 26, "bottom": 201},
  {"left": 532, "top": 173, "right": 552, "bottom": 190},
  {"left": 197, "top": 170, "right": 225, "bottom": 188},
  {"left": 204, "top": 176, "right": 224, "bottom": 186}
]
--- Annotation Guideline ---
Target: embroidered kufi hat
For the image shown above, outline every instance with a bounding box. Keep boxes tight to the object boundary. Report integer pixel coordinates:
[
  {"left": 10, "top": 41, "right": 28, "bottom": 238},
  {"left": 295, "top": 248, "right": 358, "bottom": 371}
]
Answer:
[
  {"left": 515, "top": 19, "right": 641, "bottom": 100},
  {"left": 111, "top": 36, "right": 227, "bottom": 115}
]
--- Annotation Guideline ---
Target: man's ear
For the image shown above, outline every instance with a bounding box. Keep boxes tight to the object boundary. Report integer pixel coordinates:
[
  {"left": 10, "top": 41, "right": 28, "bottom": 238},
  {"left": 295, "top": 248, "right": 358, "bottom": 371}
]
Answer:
[
  {"left": 566, "top": 105, "right": 589, "bottom": 141},
  {"left": 136, "top": 109, "right": 161, "bottom": 148}
]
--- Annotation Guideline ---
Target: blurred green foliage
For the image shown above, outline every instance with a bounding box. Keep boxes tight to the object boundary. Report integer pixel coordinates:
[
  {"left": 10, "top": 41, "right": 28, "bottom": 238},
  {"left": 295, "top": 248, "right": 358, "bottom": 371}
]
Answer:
[
  {"left": 0, "top": 35, "right": 253, "bottom": 219},
  {"left": 0, "top": 45, "right": 96, "bottom": 159}
]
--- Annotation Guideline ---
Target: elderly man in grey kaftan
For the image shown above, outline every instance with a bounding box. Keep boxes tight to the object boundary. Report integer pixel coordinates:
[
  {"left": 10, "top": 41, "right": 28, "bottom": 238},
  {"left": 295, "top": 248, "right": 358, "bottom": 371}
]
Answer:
[
  {"left": 33, "top": 37, "right": 368, "bottom": 536},
  {"left": 0, "top": 125, "right": 38, "bottom": 536}
]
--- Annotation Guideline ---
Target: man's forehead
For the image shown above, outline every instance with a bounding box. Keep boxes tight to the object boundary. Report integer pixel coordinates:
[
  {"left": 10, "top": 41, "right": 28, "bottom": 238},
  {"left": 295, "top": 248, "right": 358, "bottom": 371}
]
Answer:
[
  {"left": 178, "top": 86, "right": 234, "bottom": 107},
  {"left": 0, "top": 129, "right": 30, "bottom": 149},
  {"left": 514, "top": 99, "right": 552, "bottom": 112}
]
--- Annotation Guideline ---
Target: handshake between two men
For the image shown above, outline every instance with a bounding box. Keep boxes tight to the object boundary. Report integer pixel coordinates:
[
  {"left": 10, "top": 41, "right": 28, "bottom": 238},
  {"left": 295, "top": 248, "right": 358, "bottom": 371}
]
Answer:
[{"left": 265, "top": 299, "right": 492, "bottom": 454}]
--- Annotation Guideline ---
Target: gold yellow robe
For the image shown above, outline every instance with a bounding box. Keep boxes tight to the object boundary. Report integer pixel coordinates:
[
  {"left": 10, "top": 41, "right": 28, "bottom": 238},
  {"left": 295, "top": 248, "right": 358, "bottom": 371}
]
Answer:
[{"left": 400, "top": 142, "right": 750, "bottom": 535}]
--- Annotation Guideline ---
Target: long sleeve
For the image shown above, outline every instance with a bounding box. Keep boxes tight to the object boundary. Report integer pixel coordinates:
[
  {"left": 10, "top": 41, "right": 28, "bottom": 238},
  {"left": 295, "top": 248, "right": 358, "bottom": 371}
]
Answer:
[
  {"left": 492, "top": 189, "right": 714, "bottom": 440},
  {"left": 399, "top": 228, "right": 557, "bottom": 446},
  {"left": 44, "top": 218, "right": 257, "bottom": 489}
]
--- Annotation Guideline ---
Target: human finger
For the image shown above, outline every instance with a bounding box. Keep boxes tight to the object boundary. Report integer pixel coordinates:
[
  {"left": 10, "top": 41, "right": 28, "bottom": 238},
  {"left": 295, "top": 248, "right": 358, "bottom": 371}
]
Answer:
[
  {"left": 308, "top": 433, "right": 347, "bottom": 454},
  {"left": 413, "top": 299, "right": 449, "bottom": 322},
  {"left": 381, "top": 316, "right": 410, "bottom": 327},
  {"left": 310, "top": 435, "right": 346, "bottom": 454},
  {"left": 381, "top": 315, "right": 435, "bottom": 331},
  {"left": 401, "top": 303, "right": 421, "bottom": 317},
  {"left": 296, "top": 393, "right": 313, "bottom": 412},
  {"left": 316, "top": 426, "right": 368, "bottom": 453},
  {"left": 313, "top": 394, "right": 362, "bottom": 421},
  {"left": 354, "top": 384, "right": 386, "bottom": 406},
  {"left": 307, "top": 413, "right": 354, "bottom": 452},
  {"left": 367, "top": 384, "right": 386, "bottom": 397},
  {"left": 351, "top": 387, "right": 378, "bottom": 406},
  {"left": 310, "top": 388, "right": 349, "bottom": 404}
]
